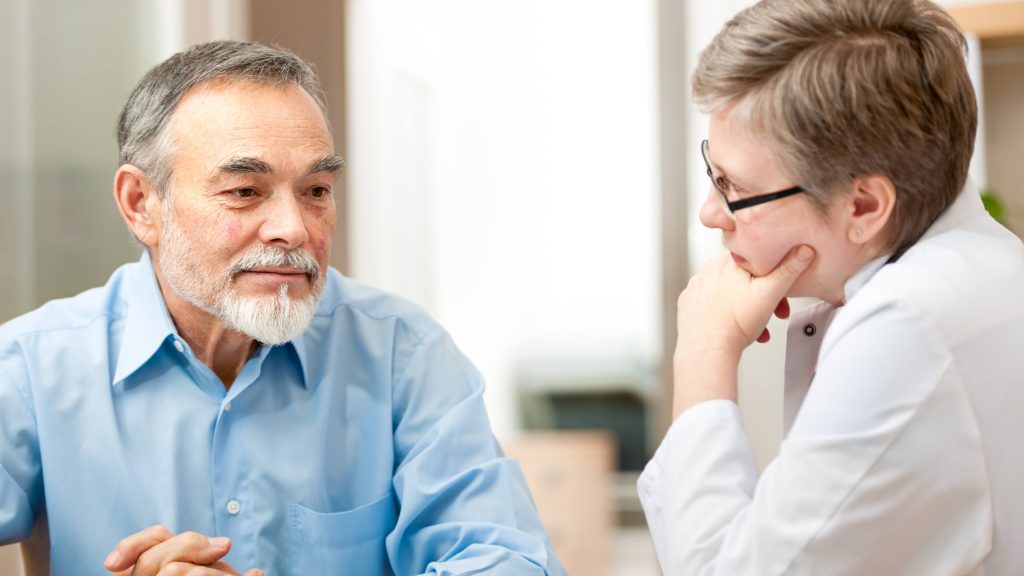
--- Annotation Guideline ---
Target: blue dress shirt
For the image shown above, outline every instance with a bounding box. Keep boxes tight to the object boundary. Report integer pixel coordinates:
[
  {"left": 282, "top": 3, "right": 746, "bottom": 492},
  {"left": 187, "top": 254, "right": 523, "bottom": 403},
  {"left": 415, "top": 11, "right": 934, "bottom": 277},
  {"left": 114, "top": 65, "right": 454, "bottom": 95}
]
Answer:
[{"left": 0, "top": 253, "right": 565, "bottom": 575}]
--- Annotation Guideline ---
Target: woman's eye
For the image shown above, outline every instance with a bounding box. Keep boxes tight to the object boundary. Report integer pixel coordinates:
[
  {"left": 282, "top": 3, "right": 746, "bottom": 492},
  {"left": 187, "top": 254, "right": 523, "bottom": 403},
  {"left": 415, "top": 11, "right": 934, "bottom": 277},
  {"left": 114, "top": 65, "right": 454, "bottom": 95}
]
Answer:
[
  {"left": 232, "top": 187, "right": 257, "bottom": 198},
  {"left": 715, "top": 175, "right": 731, "bottom": 192}
]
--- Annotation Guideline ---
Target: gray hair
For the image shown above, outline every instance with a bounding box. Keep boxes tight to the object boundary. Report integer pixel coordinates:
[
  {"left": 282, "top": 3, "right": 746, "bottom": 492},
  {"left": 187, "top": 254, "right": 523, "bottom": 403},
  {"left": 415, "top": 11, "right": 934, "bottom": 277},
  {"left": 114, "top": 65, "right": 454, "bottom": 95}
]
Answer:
[{"left": 116, "top": 40, "right": 328, "bottom": 197}]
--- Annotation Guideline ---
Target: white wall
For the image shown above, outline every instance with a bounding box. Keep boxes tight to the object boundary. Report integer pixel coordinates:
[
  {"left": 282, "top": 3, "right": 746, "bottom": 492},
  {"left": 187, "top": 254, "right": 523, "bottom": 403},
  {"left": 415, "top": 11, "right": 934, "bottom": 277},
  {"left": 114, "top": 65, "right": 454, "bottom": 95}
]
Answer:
[{"left": 346, "top": 0, "right": 661, "bottom": 439}]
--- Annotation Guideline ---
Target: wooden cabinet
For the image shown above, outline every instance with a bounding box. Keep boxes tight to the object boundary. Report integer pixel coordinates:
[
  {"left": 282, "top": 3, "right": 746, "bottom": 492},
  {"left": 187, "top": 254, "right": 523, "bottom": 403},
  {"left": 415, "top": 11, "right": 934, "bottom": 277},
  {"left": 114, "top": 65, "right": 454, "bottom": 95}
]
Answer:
[
  {"left": 948, "top": 2, "right": 1024, "bottom": 42},
  {"left": 504, "top": 431, "right": 616, "bottom": 576}
]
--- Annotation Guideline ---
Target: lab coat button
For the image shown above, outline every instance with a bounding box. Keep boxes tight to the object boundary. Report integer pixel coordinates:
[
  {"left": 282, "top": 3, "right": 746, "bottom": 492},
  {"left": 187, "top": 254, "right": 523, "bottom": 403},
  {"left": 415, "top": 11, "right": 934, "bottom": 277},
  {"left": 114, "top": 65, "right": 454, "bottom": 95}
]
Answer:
[
  {"left": 226, "top": 499, "right": 241, "bottom": 515},
  {"left": 803, "top": 323, "right": 816, "bottom": 337}
]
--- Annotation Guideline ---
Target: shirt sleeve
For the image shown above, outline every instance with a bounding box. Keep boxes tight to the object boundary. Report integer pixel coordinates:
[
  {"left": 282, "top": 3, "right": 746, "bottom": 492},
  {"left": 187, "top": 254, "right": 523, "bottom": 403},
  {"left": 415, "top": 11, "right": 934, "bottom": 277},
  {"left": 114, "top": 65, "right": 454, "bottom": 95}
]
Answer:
[
  {"left": 0, "top": 347, "right": 44, "bottom": 544},
  {"left": 637, "top": 304, "right": 992, "bottom": 575},
  {"left": 386, "top": 324, "right": 567, "bottom": 576}
]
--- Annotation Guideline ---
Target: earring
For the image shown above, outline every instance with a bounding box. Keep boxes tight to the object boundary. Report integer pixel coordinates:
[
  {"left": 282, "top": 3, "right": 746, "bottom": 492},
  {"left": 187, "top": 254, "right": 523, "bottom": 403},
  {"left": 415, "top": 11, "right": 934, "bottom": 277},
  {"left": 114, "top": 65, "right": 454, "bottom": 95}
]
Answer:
[{"left": 854, "top": 227, "right": 863, "bottom": 238}]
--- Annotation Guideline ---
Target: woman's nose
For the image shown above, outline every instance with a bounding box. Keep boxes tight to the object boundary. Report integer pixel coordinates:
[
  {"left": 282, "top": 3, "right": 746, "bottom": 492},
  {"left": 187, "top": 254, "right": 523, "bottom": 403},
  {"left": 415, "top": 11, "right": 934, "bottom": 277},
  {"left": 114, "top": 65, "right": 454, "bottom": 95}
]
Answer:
[{"left": 699, "top": 188, "right": 734, "bottom": 230}]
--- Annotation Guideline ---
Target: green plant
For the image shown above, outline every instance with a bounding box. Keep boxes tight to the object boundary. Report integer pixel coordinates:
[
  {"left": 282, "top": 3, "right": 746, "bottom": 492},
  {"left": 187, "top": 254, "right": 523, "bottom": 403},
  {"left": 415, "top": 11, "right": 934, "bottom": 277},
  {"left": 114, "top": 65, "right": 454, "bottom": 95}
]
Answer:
[{"left": 980, "top": 188, "right": 1006, "bottom": 225}]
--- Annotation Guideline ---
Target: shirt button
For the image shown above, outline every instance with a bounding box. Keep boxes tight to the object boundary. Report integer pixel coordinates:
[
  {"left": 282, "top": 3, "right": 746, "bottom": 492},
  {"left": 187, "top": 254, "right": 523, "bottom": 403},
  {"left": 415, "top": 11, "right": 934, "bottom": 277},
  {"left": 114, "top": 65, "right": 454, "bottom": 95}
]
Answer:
[
  {"left": 223, "top": 401, "right": 232, "bottom": 412},
  {"left": 226, "top": 499, "right": 241, "bottom": 515},
  {"left": 803, "top": 323, "right": 817, "bottom": 337},
  {"left": 173, "top": 340, "right": 185, "bottom": 353}
]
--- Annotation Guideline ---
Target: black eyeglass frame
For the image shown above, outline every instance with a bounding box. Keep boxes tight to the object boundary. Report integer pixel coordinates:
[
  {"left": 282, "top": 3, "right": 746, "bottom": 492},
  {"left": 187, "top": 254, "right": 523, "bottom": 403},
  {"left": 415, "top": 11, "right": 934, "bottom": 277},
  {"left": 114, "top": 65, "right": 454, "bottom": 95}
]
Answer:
[{"left": 701, "top": 139, "right": 805, "bottom": 218}]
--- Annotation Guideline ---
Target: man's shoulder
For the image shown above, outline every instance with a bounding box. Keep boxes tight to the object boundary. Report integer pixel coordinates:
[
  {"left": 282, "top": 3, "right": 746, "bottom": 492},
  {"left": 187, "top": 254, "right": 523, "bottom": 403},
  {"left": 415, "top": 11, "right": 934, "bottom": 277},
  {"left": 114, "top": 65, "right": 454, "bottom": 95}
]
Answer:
[
  {"left": 314, "top": 267, "right": 443, "bottom": 343},
  {"left": 0, "top": 261, "right": 138, "bottom": 349}
]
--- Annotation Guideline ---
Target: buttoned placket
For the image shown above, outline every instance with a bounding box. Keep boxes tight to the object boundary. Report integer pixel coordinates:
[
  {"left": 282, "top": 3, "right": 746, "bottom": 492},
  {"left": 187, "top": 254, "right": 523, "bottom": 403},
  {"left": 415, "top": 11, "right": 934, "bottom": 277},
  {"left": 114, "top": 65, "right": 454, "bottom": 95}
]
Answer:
[
  {"left": 783, "top": 302, "right": 836, "bottom": 436},
  {"left": 171, "top": 335, "right": 269, "bottom": 571},
  {"left": 209, "top": 346, "right": 270, "bottom": 571}
]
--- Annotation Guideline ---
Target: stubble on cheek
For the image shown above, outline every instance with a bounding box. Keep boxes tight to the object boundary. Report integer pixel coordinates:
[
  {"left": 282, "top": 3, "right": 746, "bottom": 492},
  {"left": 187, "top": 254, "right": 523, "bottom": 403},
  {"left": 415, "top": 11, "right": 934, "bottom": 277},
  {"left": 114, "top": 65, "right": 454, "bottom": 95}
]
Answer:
[
  {"left": 315, "top": 237, "right": 330, "bottom": 263},
  {"left": 225, "top": 219, "right": 242, "bottom": 239}
]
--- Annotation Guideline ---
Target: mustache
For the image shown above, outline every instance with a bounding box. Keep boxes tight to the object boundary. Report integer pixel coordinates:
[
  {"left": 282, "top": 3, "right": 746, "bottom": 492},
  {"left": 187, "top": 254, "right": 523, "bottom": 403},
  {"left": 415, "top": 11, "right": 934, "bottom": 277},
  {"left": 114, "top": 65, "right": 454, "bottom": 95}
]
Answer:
[{"left": 226, "top": 246, "right": 321, "bottom": 282}]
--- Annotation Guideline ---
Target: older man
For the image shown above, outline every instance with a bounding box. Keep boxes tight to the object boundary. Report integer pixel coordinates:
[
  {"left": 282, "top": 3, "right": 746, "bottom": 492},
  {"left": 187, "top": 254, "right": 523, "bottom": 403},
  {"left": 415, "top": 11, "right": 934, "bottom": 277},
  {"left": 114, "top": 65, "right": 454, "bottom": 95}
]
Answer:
[{"left": 0, "top": 41, "right": 565, "bottom": 576}]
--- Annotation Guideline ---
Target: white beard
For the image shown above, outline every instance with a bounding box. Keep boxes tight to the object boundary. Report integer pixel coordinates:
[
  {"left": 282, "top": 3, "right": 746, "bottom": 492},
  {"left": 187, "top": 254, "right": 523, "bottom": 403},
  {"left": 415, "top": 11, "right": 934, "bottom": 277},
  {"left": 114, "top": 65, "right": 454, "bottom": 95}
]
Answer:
[{"left": 158, "top": 201, "right": 323, "bottom": 345}]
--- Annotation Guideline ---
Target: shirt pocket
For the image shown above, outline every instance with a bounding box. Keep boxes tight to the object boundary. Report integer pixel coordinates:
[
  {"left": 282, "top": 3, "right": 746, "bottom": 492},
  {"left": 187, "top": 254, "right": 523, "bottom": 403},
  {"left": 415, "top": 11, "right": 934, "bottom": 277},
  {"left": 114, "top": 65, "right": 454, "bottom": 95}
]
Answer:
[{"left": 287, "top": 491, "right": 397, "bottom": 576}]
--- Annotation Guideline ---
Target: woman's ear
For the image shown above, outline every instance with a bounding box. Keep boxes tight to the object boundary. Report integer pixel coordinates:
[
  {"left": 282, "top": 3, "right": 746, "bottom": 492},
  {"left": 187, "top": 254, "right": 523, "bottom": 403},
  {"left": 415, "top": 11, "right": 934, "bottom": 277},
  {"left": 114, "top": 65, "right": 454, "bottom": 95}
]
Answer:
[
  {"left": 846, "top": 174, "right": 896, "bottom": 245},
  {"left": 113, "top": 165, "right": 162, "bottom": 248}
]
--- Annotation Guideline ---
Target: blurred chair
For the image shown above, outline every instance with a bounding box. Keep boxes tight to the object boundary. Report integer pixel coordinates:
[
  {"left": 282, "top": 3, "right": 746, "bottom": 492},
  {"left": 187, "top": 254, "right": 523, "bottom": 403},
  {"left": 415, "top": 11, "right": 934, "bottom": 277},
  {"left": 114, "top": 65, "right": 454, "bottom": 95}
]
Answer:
[
  {"left": 0, "top": 509, "right": 47, "bottom": 576},
  {"left": 0, "top": 545, "right": 24, "bottom": 576},
  {"left": 20, "top": 509, "right": 49, "bottom": 576},
  {"left": 504, "top": 430, "right": 616, "bottom": 576}
]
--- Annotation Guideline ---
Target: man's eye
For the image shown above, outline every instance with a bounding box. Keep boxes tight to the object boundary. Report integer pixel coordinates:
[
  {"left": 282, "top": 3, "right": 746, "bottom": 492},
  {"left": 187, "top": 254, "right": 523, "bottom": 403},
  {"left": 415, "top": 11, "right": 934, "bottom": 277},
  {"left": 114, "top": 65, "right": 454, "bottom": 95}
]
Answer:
[
  {"left": 310, "top": 186, "right": 331, "bottom": 198},
  {"left": 232, "top": 188, "right": 257, "bottom": 198}
]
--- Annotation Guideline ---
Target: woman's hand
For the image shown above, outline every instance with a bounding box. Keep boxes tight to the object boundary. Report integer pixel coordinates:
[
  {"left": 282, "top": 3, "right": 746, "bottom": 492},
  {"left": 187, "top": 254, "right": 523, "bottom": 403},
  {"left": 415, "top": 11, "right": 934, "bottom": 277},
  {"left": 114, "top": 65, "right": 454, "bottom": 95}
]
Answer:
[{"left": 672, "top": 245, "right": 815, "bottom": 418}]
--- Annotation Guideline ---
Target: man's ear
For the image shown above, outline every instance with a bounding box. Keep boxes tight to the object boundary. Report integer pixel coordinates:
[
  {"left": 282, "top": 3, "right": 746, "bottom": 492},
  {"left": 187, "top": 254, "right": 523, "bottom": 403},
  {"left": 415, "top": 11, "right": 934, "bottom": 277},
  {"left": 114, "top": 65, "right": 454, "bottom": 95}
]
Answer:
[
  {"left": 113, "top": 165, "right": 162, "bottom": 248},
  {"left": 846, "top": 174, "right": 896, "bottom": 245}
]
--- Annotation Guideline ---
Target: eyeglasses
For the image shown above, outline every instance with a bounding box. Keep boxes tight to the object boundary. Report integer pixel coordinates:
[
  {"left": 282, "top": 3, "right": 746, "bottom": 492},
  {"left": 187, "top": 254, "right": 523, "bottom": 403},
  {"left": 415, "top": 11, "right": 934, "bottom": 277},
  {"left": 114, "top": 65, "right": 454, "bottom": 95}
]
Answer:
[{"left": 701, "top": 139, "right": 805, "bottom": 220}]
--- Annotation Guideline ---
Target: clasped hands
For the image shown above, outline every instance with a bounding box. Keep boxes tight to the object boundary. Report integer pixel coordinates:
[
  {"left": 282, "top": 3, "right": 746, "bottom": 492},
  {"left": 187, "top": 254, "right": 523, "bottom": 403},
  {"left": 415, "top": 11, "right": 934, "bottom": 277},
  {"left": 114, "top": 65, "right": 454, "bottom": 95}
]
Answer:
[
  {"left": 672, "top": 245, "right": 815, "bottom": 418},
  {"left": 104, "top": 525, "right": 264, "bottom": 576}
]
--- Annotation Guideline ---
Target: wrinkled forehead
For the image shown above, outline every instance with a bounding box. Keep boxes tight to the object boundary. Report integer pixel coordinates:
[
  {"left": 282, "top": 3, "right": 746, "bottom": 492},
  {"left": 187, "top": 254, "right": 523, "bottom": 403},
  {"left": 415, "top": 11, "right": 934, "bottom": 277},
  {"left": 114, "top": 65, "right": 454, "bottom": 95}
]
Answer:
[
  {"left": 172, "top": 80, "right": 329, "bottom": 146},
  {"left": 171, "top": 78, "right": 329, "bottom": 133},
  {"left": 163, "top": 80, "right": 334, "bottom": 174}
]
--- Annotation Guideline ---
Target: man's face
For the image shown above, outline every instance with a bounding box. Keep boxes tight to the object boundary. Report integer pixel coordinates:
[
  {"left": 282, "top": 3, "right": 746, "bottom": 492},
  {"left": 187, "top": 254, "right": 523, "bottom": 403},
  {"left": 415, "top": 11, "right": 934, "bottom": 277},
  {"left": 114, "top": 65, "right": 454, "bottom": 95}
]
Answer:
[{"left": 151, "top": 80, "right": 338, "bottom": 343}]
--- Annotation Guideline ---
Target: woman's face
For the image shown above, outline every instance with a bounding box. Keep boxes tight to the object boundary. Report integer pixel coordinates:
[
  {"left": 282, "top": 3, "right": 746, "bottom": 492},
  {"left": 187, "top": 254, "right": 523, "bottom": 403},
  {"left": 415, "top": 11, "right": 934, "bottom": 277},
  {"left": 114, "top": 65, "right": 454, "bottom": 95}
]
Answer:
[{"left": 700, "top": 111, "right": 858, "bottom": 304}]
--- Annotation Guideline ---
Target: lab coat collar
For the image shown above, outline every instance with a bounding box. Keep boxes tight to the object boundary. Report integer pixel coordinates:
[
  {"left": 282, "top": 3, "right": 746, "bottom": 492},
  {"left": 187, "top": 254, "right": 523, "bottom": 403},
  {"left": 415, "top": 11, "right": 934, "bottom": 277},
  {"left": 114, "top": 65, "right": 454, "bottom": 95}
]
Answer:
[{"left": 841, "top": 180, "right": 984, "bottom": 305}]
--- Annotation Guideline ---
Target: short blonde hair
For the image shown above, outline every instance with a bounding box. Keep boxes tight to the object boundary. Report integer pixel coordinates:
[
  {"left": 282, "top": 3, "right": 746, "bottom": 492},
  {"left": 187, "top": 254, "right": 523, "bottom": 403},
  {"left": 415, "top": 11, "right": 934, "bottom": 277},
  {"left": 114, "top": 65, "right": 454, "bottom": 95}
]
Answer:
[{"left": 694, "top": 0, "right": 977, "bottom": 251}]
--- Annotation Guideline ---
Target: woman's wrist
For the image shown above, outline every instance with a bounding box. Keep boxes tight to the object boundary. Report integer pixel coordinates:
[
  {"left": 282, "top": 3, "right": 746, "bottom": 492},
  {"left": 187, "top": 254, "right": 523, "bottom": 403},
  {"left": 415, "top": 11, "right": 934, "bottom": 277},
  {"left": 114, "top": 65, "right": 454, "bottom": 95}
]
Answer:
[{"left": 672, "top": 348, "right": 741, "bottom": 419}]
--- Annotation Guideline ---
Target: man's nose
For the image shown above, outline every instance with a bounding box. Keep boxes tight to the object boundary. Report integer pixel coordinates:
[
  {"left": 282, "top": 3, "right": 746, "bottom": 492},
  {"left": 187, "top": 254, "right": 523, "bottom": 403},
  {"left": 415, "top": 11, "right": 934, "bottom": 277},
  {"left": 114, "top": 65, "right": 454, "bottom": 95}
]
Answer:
[
  {"left": 260, "top": 191, "right": 310, "bottom": 249},
  {"left": 698, "top": 188, "right": 734, "bottom": 231}
]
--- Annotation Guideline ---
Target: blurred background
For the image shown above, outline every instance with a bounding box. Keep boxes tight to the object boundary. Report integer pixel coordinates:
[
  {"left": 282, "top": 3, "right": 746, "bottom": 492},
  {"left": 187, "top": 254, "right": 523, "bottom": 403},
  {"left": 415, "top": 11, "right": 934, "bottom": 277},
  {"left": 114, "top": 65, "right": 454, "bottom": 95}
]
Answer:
[{"left": 1, "top": 0, "right": 1021, "bottom": 574}]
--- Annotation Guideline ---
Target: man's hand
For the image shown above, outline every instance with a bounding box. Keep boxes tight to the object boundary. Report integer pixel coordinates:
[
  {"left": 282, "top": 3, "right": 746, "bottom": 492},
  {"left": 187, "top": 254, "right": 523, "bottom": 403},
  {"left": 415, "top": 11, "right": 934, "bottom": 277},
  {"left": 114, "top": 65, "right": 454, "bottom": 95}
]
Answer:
[
  {"left": 104, "top": 525, "right": 264, "bottom": 576},
  {"left": 672, "top": 245, "right": 815, "bottom": 418}
]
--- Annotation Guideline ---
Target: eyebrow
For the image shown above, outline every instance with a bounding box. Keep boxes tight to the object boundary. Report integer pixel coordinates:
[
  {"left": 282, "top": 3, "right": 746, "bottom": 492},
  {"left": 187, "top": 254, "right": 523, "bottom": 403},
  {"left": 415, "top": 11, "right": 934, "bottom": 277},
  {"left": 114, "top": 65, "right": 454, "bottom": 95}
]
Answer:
[
  {"left": 209, "top": 154, "right": 344, "bottom": 183},
  {"left": 711, "top": 159, "right": 756, "bottom": 191},
  {"left": 308, "top": 154, "right": 344, "bottom": 176},
  {"left": 211, "top": 157, "right": 273, "bottom": 183}
]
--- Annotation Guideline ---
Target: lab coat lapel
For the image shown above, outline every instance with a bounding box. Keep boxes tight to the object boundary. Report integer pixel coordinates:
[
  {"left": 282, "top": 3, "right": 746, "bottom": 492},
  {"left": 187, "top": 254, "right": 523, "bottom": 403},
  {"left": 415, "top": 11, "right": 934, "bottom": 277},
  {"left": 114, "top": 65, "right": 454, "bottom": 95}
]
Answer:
[{"left": 783, "top": 301, "right": 836, "bottom": 437}]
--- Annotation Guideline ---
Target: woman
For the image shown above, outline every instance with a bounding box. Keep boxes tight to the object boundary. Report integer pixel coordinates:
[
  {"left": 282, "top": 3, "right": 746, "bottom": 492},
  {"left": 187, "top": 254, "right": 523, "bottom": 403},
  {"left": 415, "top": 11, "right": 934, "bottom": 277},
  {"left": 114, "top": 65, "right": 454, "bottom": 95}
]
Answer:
[{"left": 638, "top": 0, "right": 1024, "bottom": 574}]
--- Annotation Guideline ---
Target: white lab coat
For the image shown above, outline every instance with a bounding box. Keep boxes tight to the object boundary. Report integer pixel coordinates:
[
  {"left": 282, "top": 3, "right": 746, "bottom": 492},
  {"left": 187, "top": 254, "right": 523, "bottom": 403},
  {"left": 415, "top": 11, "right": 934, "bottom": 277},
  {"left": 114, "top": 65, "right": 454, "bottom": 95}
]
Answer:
[{"left": 638, "top": 184, "right": 1024, "bottom": 575}]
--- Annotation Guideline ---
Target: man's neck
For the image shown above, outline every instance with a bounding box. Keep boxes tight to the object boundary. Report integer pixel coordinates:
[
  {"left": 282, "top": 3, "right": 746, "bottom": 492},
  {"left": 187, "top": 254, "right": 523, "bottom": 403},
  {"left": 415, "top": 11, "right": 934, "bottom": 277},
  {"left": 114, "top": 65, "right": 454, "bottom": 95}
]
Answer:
[
  {"left": 154, "top": 275, "right": 258, "bottom": 389},
  {"left": 173, "top": 312, "right": 259, "bottom": 389}
]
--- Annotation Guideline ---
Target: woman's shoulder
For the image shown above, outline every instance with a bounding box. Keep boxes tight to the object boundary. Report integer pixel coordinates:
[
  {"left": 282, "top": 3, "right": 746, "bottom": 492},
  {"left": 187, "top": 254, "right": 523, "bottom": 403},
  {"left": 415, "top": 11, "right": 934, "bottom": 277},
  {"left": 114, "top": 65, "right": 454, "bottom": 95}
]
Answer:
[{"left": 840, "top": 217, "right": 1024, "bottom": 348}]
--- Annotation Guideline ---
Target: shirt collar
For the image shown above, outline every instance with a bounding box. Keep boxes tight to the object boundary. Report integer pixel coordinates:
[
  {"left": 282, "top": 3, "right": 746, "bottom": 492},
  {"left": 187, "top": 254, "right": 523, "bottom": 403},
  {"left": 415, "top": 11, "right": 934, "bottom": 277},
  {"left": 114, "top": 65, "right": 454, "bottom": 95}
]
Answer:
[
  {"left": 287, "top": 329, "right": 312, "bottom": 389},
  {"left": 112, "top": 251, "right": 180, "bottom": 386},
  {"left": 111, "top": 252, "right": 312, "bottom": 388},
  {"left": 841, "top": 180, "right": 984, "bottom": 304}
]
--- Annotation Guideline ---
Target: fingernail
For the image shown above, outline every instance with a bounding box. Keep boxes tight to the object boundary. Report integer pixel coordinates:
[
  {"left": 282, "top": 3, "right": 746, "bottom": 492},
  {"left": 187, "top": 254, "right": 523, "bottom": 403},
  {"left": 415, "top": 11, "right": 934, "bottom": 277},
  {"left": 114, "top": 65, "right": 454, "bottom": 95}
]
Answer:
[
  {"left": 797, "top": 246, "right": 813, "bottom": 261},
  {"left": 103, "top": 549, "right": 121, "bottom": 567},
  {"left": 209, "top": 536, "right": 230, "bottom": 549}
]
